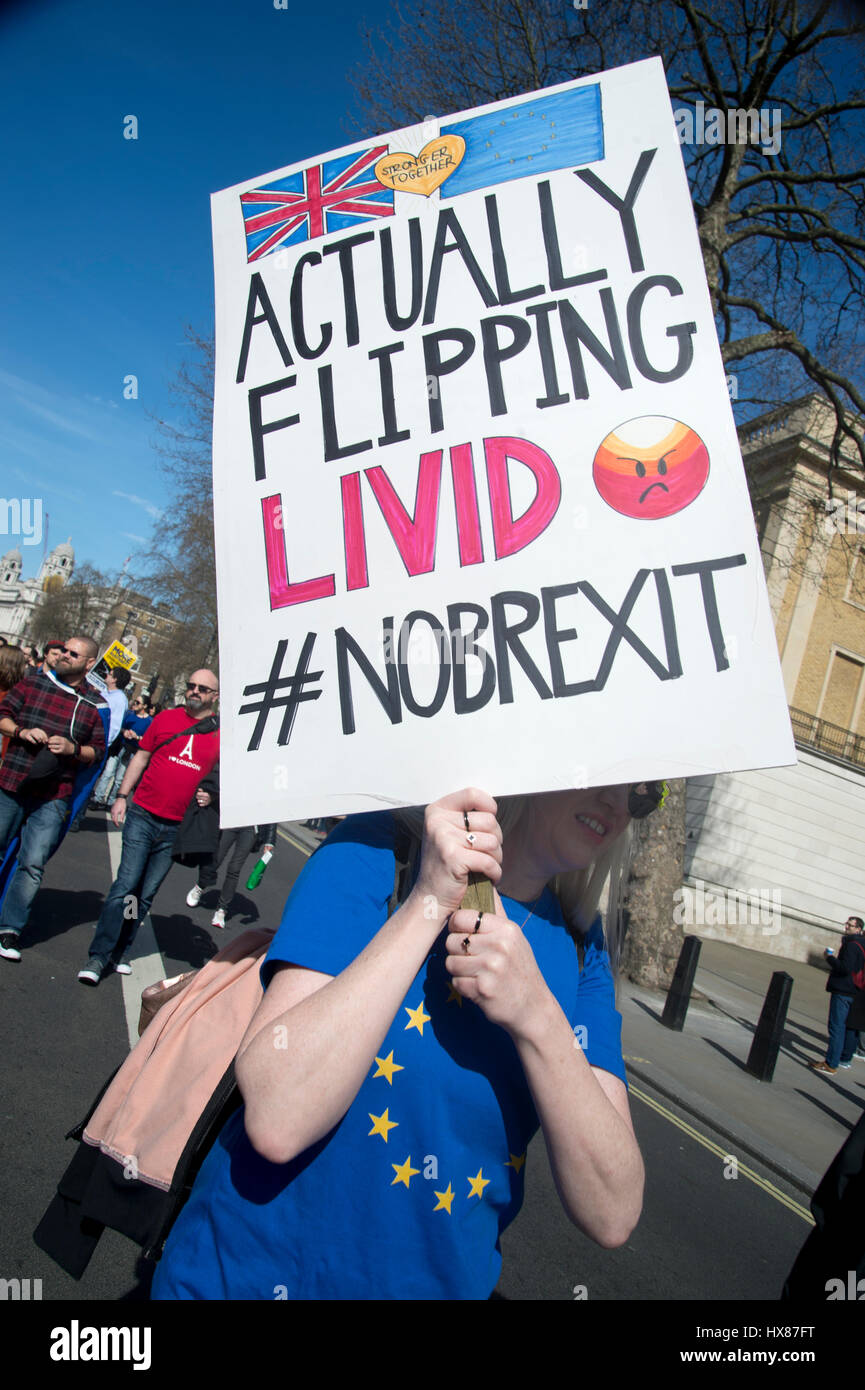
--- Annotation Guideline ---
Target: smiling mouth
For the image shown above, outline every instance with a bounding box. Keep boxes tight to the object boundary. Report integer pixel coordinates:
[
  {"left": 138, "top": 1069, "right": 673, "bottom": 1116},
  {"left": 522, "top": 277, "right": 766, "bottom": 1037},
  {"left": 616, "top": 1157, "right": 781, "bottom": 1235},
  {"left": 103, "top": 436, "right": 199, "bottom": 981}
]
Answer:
[
  {"left": 639, "top": 481, "right": 670, "bottom": 504},
  {"left": 576, "top": 813, "right": 607, "bottom": 837}
]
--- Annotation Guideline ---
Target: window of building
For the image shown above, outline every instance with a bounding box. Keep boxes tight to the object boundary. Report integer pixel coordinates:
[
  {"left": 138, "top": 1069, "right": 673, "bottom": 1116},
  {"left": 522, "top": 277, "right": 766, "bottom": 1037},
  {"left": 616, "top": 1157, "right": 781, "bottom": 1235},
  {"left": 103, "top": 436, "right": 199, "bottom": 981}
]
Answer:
[
  {"left": 844, "top": 545, "right": 865, "bottom": 609},
  {"left": 818, "top": 648, "right": 865, "bottom": 733}
]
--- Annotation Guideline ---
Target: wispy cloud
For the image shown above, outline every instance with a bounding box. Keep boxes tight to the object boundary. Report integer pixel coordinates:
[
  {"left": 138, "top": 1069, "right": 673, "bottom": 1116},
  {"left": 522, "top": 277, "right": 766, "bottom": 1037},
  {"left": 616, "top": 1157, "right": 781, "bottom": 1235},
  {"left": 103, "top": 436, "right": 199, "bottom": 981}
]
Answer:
[
  {"left": 0, "top": 368, "right": 103, "bottom": 441},
  {"left": 113, "top": 491, "right": 163, "bottom": 519},
  {"left": 122, "top": 532, "right": 148, "bottom": 544}
]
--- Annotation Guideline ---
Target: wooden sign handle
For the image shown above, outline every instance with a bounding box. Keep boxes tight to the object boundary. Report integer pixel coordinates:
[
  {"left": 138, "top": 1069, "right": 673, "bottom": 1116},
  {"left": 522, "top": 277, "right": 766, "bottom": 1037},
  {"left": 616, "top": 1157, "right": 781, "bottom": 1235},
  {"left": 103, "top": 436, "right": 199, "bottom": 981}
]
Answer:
[{"left": 459, "top": 871, "right": 495, "bottom": 916}]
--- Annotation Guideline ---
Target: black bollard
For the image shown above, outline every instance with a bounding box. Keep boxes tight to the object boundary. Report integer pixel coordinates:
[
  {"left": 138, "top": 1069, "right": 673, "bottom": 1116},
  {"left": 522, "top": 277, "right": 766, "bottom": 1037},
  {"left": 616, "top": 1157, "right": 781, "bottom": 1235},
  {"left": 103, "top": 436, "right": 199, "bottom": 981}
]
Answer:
[
  {"left": 661, "top": 935, "right": 702, "bottom": 1031},
  {"left": 746, "top": 971, "right": 793, "bottom": 1082}
]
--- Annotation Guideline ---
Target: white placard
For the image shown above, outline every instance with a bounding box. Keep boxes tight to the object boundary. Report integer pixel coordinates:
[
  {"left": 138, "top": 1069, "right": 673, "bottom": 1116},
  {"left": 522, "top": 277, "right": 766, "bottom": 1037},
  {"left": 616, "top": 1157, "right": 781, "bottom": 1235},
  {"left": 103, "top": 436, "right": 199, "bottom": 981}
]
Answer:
[{"left": 210, "top": 57, "right": 794, "bottom": 827}]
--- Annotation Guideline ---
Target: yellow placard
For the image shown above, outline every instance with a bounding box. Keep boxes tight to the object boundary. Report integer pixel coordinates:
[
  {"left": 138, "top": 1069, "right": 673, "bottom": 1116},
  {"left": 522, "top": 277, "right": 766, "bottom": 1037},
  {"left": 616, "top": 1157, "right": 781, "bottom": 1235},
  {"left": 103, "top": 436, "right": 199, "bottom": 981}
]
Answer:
[{"left": 102, "top": 639, "right": 138, "bottom": 670}]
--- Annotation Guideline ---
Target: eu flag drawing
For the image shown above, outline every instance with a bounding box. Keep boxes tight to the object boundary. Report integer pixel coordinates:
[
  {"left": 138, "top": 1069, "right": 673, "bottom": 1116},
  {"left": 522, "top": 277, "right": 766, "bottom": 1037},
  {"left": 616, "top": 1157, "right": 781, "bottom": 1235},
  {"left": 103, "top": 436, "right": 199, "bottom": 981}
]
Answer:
[
  {"left": 240, "top": 145, "right": 394, "bottom": 261},
  {"left": 440, "top": 85, "right": 604, "bottom": 198}
]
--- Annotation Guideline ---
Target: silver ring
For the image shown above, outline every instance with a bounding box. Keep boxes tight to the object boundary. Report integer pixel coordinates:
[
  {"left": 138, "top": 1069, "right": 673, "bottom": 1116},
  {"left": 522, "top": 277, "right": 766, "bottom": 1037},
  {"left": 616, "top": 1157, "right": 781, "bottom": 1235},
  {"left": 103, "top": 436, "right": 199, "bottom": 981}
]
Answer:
[
  {"left": 461, "top": 936, "right": 471, "bottom": 955},
  {"left": 466, "top": 831, "right": 476, "bottom": 845}
]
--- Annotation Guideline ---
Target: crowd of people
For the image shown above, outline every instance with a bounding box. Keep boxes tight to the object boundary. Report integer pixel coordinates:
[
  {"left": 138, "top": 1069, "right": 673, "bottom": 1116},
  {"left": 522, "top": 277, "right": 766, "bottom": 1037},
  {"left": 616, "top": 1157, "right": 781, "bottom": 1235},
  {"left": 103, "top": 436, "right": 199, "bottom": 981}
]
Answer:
[{"left": 0, "top": 633, "right": 273, "bottom": 980}]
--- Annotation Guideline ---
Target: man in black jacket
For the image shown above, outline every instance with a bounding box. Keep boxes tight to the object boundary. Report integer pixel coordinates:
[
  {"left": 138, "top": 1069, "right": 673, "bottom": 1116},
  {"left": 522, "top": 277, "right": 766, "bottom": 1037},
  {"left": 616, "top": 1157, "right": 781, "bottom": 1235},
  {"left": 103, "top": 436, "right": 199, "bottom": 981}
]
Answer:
[{"left": 810, "top": 915, "right": 865, "bottom": 1075}]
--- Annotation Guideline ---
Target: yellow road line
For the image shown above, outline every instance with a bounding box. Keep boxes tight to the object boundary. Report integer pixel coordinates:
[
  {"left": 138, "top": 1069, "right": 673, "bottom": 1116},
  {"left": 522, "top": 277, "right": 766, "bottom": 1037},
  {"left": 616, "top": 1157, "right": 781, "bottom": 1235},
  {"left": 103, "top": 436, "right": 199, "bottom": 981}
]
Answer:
[
  {"left": 630, "top": 1083, "right": 814, "bottom": 1225},
  {"left": 277, "top": 825, "right": 314, "bottom": 857}
]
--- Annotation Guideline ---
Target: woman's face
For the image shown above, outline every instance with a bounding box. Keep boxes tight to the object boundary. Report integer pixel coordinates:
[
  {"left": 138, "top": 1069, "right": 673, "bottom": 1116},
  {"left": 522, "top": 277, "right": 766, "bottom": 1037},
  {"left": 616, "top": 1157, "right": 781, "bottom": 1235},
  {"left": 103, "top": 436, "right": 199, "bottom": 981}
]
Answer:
[{"left": 523, "top": 784, "right": 632, "bottom": 875}]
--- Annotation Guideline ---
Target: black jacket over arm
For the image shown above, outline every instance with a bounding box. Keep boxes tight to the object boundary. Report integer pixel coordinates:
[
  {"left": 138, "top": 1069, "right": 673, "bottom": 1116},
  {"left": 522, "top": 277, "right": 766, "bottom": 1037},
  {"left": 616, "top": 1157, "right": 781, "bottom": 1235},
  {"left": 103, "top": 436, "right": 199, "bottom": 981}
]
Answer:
[{"left": 170, "top": 766, "right": 220, "bottom": 866}]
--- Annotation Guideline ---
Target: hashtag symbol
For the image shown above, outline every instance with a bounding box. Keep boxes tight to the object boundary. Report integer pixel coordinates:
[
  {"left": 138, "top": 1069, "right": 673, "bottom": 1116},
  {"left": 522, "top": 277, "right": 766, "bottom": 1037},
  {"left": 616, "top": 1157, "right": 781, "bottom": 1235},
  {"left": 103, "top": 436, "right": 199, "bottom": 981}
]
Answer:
[{"left": 239, "top": 633, "right": 323, "bottom": 751}]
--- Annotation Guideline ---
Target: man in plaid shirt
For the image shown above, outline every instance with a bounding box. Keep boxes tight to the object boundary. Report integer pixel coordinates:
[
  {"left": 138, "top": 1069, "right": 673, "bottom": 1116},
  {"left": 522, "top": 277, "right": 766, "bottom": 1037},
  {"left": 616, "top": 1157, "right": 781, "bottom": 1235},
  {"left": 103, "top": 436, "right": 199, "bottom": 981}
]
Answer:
[{"left": 0, "top": 635, "right": 106, "bottom": 962}]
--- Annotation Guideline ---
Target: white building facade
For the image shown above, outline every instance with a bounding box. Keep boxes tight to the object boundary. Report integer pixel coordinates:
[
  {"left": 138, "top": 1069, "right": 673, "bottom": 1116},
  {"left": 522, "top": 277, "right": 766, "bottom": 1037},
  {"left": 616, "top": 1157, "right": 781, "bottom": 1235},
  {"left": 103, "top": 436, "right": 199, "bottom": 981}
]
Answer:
[{"left": 0, "top": 538, "right": 76, "bottom": 643}]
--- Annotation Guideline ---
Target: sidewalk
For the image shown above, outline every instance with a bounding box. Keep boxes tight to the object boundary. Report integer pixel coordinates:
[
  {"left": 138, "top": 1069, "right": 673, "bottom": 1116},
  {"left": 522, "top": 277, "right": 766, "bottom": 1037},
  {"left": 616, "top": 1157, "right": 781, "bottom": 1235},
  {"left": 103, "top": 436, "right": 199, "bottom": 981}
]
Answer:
[
  {"left": 278, "top": 820, "right": 327, "bottom": 856},
  {"left": 621, "top": 937, "right": 865, "bottom": 1197}
]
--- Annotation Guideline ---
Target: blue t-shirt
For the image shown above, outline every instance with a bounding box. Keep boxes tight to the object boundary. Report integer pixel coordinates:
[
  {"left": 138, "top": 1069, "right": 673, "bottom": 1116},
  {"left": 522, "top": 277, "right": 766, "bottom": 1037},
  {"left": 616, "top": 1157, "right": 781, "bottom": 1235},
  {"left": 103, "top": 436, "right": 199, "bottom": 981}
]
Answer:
[{"left": 152, "top": 812, "right": 625, "bottom": 1301}]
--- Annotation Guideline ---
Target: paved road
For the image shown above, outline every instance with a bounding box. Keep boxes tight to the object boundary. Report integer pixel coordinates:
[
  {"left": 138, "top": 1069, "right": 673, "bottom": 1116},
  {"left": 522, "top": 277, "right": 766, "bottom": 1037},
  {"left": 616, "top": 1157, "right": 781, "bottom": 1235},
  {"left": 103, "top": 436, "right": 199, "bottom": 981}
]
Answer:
[
  {"left": 496, "top": 1081, "right": 810, "bottom": 1300},
  {"left": 0, "top": 813, "right": 812, "bottom": 1303}
]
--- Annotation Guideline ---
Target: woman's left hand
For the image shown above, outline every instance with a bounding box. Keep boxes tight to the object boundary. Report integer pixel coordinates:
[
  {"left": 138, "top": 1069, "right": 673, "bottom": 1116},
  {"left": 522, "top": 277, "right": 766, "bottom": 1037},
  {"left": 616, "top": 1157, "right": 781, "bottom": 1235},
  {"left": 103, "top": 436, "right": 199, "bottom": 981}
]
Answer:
[{"left": 445, "top": 908, "right": 549, "bottom": 1037}]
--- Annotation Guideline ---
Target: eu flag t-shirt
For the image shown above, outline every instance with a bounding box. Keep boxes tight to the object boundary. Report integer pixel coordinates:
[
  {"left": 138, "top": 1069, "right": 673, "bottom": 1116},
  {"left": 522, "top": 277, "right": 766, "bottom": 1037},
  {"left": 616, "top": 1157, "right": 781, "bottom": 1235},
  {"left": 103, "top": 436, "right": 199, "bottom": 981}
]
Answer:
[{"left": 152, "top": 812, "right": 626, "bottom": 1301}]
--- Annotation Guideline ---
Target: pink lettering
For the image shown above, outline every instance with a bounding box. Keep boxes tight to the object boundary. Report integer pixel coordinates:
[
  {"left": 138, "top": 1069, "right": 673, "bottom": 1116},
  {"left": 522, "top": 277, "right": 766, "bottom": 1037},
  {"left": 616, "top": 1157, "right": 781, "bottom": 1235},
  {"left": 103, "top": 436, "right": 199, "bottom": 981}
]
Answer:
[
  {"left": 485, "top": 436, "right": 561, "bottom": 560},
  {"left": 364, "top": 450, "right": 442, "bottom": 577},
  {"left": 262, "top": 494, "right": 335, "bottom": 608}
]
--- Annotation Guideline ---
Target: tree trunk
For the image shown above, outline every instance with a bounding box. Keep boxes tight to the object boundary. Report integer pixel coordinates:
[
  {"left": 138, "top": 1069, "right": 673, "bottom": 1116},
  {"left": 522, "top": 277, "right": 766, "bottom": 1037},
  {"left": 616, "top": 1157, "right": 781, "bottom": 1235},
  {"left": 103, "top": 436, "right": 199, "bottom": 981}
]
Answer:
[{"left": 620, "top": 779, "right": 686, "bottom": 989}]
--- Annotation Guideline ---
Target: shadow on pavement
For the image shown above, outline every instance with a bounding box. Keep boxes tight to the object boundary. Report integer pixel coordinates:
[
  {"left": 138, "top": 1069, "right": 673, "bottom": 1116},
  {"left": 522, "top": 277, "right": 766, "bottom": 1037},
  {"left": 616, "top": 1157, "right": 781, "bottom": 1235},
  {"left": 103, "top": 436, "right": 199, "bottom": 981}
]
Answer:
[
  {"left": 794, "top": 1086, "right": 857, "bottom": 1130},
  {"left": 628, "top": 996, "right": 663, "bottom": 1023},
  {"left": 26, "top": 888, "right": 106, "bottom": 946},
  {"left": 153, "top": 912, "right": 219, "bottom": 970}
]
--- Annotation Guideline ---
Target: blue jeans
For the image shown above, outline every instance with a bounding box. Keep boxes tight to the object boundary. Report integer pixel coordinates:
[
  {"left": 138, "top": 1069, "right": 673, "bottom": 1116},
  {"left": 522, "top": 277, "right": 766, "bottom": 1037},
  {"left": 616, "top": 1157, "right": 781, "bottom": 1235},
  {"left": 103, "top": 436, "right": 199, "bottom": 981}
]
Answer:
[
  {"left": 92, "top": 755, "right": 121, "bottom": 804},
  {"left": 826, "top": 993, "right": 857, "bottom": 1068},
  {"left": 89, "top": 803, "right": 179, "bottom": 966},
  {"left": 0, "top": 788, "right": 70, "bottom": 934}
]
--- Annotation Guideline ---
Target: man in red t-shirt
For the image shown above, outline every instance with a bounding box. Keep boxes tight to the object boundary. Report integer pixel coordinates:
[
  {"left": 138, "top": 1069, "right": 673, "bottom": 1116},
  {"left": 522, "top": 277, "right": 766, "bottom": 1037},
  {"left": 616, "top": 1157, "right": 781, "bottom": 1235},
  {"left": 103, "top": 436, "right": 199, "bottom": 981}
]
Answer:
[{"left": 78, "top": 670, "right": 220, "bottom": 985}]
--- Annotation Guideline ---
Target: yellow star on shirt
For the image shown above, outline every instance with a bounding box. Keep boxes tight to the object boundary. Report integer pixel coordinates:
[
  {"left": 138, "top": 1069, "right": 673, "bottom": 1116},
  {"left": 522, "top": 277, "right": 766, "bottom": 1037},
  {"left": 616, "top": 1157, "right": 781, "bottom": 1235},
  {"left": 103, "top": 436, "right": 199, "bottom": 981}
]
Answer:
[
  {"left": 391, "top": 1155, "right": 420, "bottom": 1188},
  {"left": 446, "top": 983, "right": 463, "bottom": 1008},
  {"left": 372, "top": 1052, "right": 404, "bottom": 1085},
  {"left": 368, "top": 1108, "right": 398, "bottom": 1142},
  {"left": 506, "top": 1152, "right": 526, "bottom": 1174},
  {"left": 433, "top": 1183, "right": 455, "bottom": 1214},
  {"left": 467, "top": 1168, "right": 491, "bottom": 1200},
  {"left": 404, "top": 1002, "right": 430, "bottom": 1036}
]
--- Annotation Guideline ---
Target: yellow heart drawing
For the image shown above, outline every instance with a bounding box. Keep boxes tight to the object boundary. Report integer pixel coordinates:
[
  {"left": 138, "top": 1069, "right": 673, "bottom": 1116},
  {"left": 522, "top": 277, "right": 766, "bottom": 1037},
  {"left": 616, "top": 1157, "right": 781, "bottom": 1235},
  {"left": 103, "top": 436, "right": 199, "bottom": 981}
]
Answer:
[{"left": 375, "top": 136, "right": 466, "bottom": 198}]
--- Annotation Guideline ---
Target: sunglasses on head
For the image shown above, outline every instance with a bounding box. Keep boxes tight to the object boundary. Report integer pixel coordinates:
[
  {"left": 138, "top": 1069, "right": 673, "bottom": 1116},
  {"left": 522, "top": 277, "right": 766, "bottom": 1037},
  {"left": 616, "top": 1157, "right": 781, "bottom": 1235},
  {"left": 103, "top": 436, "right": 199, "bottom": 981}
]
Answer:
[{"left": 628, "top": 781, "right": 669, "bottom": 819}]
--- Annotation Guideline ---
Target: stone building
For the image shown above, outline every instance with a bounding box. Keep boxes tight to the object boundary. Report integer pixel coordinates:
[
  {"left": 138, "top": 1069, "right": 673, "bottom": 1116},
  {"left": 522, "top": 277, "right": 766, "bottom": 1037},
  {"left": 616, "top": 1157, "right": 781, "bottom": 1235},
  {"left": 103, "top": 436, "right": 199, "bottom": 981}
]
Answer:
[
  {"left": 0, "top": 538, "right": 77, "bottom": 642},
  {"left": 685, "top": 395, "right": 865, "bottom": 961},
  {"left": 97, "top": 590, "right": 184, "bottom": 705},
  {"left": 0, "top": 539, "right": 184, "bottom": 705}
]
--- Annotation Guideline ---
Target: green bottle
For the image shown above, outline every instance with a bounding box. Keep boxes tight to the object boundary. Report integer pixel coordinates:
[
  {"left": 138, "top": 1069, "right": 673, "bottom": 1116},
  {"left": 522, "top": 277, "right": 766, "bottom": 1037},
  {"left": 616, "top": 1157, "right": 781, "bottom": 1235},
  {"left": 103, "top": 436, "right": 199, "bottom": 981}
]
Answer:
[{"left": 246, "top": 849, "right": 273, "bottom": 891}]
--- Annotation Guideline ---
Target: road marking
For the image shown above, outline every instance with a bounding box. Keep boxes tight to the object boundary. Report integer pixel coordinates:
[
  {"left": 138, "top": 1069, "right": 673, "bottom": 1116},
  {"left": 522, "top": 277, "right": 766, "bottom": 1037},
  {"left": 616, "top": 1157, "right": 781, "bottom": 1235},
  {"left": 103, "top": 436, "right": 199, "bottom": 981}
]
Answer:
[
  {"left": 277, "top": 825, "right": 317, "bottom": 857},
  {"left": 103, "top": 814, "right": 165, "bottom": 1051},
  {"left": 630, "top": 1083, "right": 815, "bottom": 1225}
]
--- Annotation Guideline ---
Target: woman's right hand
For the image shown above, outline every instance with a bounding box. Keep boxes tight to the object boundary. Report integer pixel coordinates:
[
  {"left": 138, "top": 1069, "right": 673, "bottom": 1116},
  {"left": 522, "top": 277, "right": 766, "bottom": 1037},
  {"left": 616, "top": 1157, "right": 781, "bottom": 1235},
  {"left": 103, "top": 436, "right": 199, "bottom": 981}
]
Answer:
[{"left": 410, "top": 787, "right": 503, "bottom": 922}]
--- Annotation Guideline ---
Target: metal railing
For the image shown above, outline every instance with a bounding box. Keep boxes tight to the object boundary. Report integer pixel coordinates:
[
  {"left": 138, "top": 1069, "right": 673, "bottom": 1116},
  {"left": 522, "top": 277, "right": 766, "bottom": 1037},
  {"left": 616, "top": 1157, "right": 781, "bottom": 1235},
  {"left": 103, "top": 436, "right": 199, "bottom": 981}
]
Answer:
[{"left": 790, "top": 706, "right": 865, "bottom": 770}]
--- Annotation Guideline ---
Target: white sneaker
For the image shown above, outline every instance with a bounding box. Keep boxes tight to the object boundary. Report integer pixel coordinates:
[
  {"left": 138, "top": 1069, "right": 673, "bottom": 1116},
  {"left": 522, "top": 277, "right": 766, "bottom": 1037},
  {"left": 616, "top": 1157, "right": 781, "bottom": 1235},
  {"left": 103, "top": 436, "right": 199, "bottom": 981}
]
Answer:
[
  {"left": 211, "top": 909, "right": 226, "bottom": 930},
  {"left": 0, "top": 932, "right": 22, "bottom": 962},
  {"left": 77, "top": 959, "right": 104, "bottom": 985},
  {"left": 186, "top": 884, "right": 203, "bottom": 908},
  {"left": 113, "top": 961, "right": 132, "bottom": 975}
]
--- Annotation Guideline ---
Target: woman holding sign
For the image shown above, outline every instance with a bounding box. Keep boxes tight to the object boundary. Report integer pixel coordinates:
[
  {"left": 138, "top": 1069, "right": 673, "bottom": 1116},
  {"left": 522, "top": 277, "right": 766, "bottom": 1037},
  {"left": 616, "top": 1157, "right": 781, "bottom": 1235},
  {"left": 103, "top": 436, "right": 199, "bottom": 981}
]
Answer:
[{"left": 153, "top": 783, "right": 655, "bottom": 1300}]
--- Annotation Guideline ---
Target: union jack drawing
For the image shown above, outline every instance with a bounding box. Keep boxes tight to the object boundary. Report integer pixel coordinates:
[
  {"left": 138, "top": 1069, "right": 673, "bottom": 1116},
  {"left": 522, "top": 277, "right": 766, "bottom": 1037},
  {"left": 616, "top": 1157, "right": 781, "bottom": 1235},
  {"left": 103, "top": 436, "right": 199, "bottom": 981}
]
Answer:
[{"left": 240, "top": 145, "right": 394, "bottom": 261}]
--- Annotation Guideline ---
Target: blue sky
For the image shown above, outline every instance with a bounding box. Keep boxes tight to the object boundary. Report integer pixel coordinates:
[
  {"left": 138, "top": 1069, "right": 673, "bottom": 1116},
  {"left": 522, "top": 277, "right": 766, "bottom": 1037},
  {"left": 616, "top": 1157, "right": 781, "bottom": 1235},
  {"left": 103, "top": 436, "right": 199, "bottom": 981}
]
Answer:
[{"left": 0, "top": 0, "right": 383, "bottom": 582}]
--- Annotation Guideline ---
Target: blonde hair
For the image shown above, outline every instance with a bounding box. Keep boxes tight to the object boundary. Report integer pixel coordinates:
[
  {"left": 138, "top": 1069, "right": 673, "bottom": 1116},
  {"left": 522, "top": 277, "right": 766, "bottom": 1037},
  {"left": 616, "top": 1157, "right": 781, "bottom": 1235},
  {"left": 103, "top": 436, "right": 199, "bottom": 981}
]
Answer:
[{"left": 393, "top": 794, "right": 633, "bottom": 971}]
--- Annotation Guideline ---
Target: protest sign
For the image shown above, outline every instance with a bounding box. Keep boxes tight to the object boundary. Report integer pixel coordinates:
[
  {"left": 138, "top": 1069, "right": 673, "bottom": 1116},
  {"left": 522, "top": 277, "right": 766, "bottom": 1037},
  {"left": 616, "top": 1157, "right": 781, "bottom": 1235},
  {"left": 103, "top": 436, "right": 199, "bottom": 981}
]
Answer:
[
  {"left": 101, "top": 639, "right": 138, "bottom": 671},
  {"left": 210, "top": 56, "right": 795, "bottom": 828},
  {"left": 88, "top": 638, "right": 139, "bottom": 693}
]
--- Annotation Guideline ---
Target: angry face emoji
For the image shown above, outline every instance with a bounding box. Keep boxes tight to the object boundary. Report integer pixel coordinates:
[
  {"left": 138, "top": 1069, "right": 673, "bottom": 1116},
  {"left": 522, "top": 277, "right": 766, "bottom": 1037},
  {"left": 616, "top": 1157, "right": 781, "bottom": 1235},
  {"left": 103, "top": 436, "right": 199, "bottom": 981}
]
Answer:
[{"left": 593, "top": 416, "right": 710, "bottom": 520}]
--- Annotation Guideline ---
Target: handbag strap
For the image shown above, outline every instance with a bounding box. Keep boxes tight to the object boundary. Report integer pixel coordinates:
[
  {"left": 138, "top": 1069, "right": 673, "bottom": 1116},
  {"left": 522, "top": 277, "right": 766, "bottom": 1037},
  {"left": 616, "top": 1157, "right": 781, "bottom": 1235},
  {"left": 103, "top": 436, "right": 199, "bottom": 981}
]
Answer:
[{"left": 148, "top": 714, "right": 219, "bottom": 758}]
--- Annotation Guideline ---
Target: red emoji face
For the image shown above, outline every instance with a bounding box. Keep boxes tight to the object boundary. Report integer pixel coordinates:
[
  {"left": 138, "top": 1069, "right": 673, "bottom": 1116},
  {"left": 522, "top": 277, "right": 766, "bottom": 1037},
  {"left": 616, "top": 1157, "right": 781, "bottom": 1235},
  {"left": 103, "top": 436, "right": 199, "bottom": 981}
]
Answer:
[{"left": 593, "top": 416, "right": 710, "bottom": 520}]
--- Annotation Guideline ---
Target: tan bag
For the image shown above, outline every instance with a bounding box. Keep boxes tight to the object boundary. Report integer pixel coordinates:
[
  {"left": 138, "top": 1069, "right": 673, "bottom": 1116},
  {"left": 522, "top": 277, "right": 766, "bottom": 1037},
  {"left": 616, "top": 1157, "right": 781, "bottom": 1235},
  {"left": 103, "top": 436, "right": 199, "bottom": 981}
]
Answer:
[{"left": 138, "top": 971, "right": 197, "bottom": 1036}]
